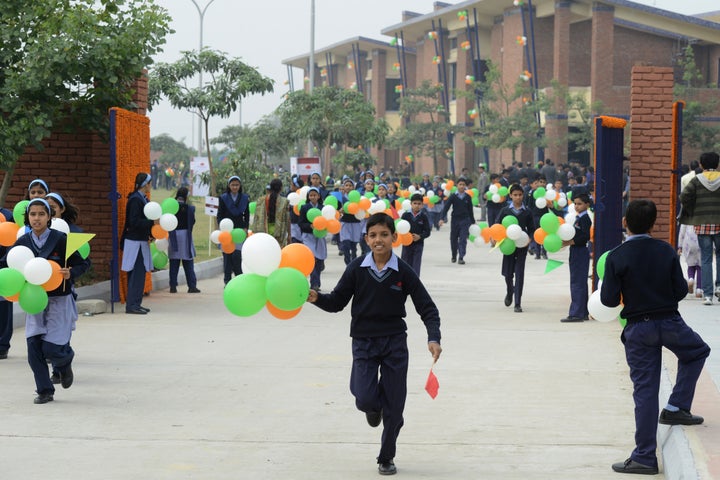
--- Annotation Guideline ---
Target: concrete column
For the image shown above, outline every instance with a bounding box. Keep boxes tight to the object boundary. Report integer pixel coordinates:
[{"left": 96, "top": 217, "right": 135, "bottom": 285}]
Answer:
[{"left": 546, "top": 1, "right": 571, "bottom": 165}]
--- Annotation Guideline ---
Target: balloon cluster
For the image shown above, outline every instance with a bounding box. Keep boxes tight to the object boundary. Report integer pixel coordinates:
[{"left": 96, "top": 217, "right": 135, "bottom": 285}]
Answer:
[
  {"left": 0, "top": 247, "right": 66, "bottom": 314},
  {"left": 432, "top": 55, "right": 442, "bottom": 65},
  {"left": 211, "top": 218, "right": 248, "bottom": 255},
  {"left": 531, "top": 186, "right": 569, "bottom": 210},
  {"left": 516, "top": 35, "right": 527, "bottom": 46},
  {"left": 460, "top": 41, "right": 471, "bottom": 51},
  {"left": 392, "top": 62, "right": 401, "bottom": 71},
  {"left": 587, "top": 251, "right": 624, "bottom": 323},
  {"left": 465, "top": 75, "right": 475, "bottom": 85},
  {"left": 457, "top": 10, "right": 468, "bottom": 21},
  {"left": 468, "top": 108, "right": 479, "bottom": 119},
  {"left": 143, "top": 198, "right": 182, "bottom": 269},
  {"left": 392, "top": 219, "right": 414, "bottom": 248},
  {"left": 223, "top": 235, "right": 315, "bottom": 320},
  {"left": 428, "top": 31, "right": 438, "bottom": 40},
  {"left": 532, "top": 212, "right": 575, "bottom": 254},
  {"left": 485, "top": 183, "right": 509, "bottom": 204},
  {"left": 473, "top": 217, "right": 531, "bottom": 254},
  {"left": 306, "top": 204, "right": 341, "bottom": 238},
  {"left": 520, "top": 70, "right": 532, "bottom": 81},
  {"left": 395, "top": 85, "right": 403, "bottom": 94}
]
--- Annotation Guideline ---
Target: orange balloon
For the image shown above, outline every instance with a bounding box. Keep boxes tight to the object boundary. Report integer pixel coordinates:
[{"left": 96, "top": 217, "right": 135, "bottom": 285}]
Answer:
[
  {"left": 217, "top": 231, "right": 232, "bottom": 244},
  {"left": 151, "top": 224, "right": 168, "bottom": 240},
  {"left": 358, "top": 197, "right": 371, "bottom": 210},
  {"left": 481, "top": 228, "right": 492, "bottom": 243},
  {"left": 312, "top": 216, "right": 328, "bottom": 230},
  {"left": 557, "top": 216, "right": 565, "bottom": 225},
  {"left": 400, "top": 232, "right": 413, "bottom": 246},
  {"left": 423, "top": 196, "right": 429, "bottom": 204},
  {"left": 221, "top": 242, "right": 236, "bottom": 254},
  {"left": 326, "top": 219, "right": 341, "bottom": 234},
  {"left": 466, "top": 189, "right": 475, "bottom": 197},
  {"left": 446, "top": 180, "right": 455, "bottom": 190},
  {"left": 42, "top": 260, "right": 64, "bottom": 292},
  {"left": 279, "top": 243, "right": 315, "bottom": 276},
  {"left": 395, "top": 199, "right": 403, "bottom": 210},
  {"left": 5, "top": 292, "right": 19, "bottom": 302},
  {"left": 0, "top": 221, "right": 20, "bottom": 246},
  {"left": 401, "top": 190, "right": 409, "bottom": 198},
  {"left": 534, "top": 228, "right": 547, "bottom": 244},
  {"left": 392, "top": 236, "right": 402, "bottom": 248},
  {"left": 347, "top": 203, "right": 359, "bottom": 215},
  {"left": 266, "top": 301, "right": 302, "bottom": 320},
  {"left": 0, "top": 212, "right": 5, "bottom": 222},
  {"left": 489, "top": 223, "right": 506, "bottom": 241},
  {"left": 293, "top": 204, "right": 300, "bottom": 216}
]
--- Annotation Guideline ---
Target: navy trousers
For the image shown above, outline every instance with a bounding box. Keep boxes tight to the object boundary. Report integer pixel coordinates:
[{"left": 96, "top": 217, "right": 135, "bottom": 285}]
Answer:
[
  {"left": 310, "top": 259, "right": 325, "bottom": 289},
  {"left": 401, "top": 242, "right": 424, "bottom": 276},
  {"left": 350, "top": 333, "right": 408, "bottom": 463},
  {"left": 169, "top": 259, "right": 197, "bottom": 289},
  {"left": 449, "top": 218, "right": 471, "bottom": 260},
  {"left": 342, "top": 240, "right": 358, "bottom": 266},
  {"left": 223, "top": 250, "right": 242, "bottom": 284},
  {"left": 622, "top": 315, "right": 710, "bottom": 467},
  {"left": 126, "top": 252, "right": 147, "bottom": 311},
  {"left": 502, "top": 247, "right": 528, "bottom": 306},
  {"left": 0, "top": 300, "right": 13, "bottom": 354},
  {"left": 568, "top": 245, "right": 590, "bottom": 318},
  {"left": 27, "top": 335, "right": 74, "bottom": 395}
]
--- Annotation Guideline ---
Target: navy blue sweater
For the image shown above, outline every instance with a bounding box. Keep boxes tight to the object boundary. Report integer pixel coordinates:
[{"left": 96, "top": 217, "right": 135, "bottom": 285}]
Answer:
[
  {"left": 571, "top": 212, "right": 592, "bottom": 247},
  {"left": 401, "top": 210, "right": 431, "bottom": 244},
  {"left": 313, "top": 253, "right": 441, "bottom": 342},
  {"left": 441, "top": 193, "right": 474, "bottom": 223},
  {"left": 600, "top": 236, "right": 687, "bottom": 321}
]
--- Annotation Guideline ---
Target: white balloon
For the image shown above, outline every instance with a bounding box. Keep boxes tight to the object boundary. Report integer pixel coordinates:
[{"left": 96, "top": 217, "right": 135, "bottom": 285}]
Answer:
[
  {"left": 24, "top": 257, "right": 53, "bottom": 285},
  {"left": 210, "top": 230, "right": 221, "bottom": 244},
  {"left": 441, "top": 183, "right": 447, "bottom": 190},
  {"left": 558, "top": 223, "right": 576, "bottom": 241},
  {"left": 558, "top": 197, "right": 568, "bottom": 208},
  {"left": 473, "top": 236, "right": 484, "bottom": 247},
  {"left": 489, "top": 184, "right": 499, "bottom": 194},
  {"left": 564, "top": 213, "right": 577, "bottom": 226},
  {"left": 219, "top": 218, "right": 234, "bottom": 232},
  {"left": 587, "top": 290, "right": 623, "bottom": 323},
  {"left": 287, "top": 192, "right": 300, "bottom": 206},
  {"left": 408, "top": 185, "right": 416, "bottom": 193},
  {"left": 321, "top": 205, "right": 337, "bottom": 220},
  {"left": 17, "top": 228, "right": 26, "bottom": 240},
  {"left": 7, "top": 245, "right": 35, "bottom": 271},
  {"left": 418, "top": 187, "right": 426, "bottom": 195},
  {"left": 396, "top": 219, "right": 411, "bottom": 235},
  {"left": 468, "top": 224, "right": 481, "bottom": 237},
  {"left": 369, "top": 202, "right": 385, "bottom": 214},
  {"left": 298, "top": 186, "right": 310, "bottom": 200},
  {"left": 241, "top": 232, "right": 281, "bottom": 276},
  {"left": 396, "top": 209, "right": 406, "bottom": 217},
  {"left": 444, "top": 189, "right": 452, "bottom": 196},
  {"left": 402, "top": 200, "right": 412, "bottom": 211},
  {"left": 159, "top": 213, "right": 178, "bottom": 232},
  {"left": 492, "top": 193, "right": 501, "bottom": 203},
  {"left": 506, "top": 224, "right": 523, "bottom": 240},
  {"left": 535, "top": 197, "right": 547, "bottom": 209},
  {"left": 155, "top": 238, "right": 169, "bottom": 252},
  {"left": 515, "top": 232, "right": 531, "bottom": 248},
  {"left": 354, "top": 210, "right": 366, "bottom": 221},
  {"left": 545, "top": 189, "right": 556, "bottom": 201},
  {"left": 143, "top": 202, "right": 162, "bottom": 220},
  {"left": 51, "top": 218, "right": 70, "bottom": 234}
]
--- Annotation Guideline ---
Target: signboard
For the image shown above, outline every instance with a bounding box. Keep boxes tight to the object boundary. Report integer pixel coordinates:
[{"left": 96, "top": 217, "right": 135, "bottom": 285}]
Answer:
[
  {"left": 205, "top": 196, "right": 219, "bottom": 217},
  {"left": 290, "top": 156, "right": 321, "bottom": 178},
  {"left": 191, "top": 156, "right": 210, "bottom": 197}
]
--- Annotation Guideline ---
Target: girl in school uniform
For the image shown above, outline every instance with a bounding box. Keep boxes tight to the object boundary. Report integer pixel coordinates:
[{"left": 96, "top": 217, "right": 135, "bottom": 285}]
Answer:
[
  {"left": 299, "top": 187, "right": 327, "bottom": 290},
  {"left": 26, "top": 178, "right": 50, "bottom": 200},
  {"left": 217, "top": 176, "right": 250, "bottom": 284},
  {"left": 339, "top": 178, "right": 362, "bottom": 265},
  {"left": 168, "top": 187, "right": 200, "bottom": 294}
]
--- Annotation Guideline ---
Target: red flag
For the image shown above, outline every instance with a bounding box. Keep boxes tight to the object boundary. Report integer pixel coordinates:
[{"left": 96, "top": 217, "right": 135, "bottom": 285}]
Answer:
[{"left": 425, "top": 368, "right": 439, "bottom": 399}]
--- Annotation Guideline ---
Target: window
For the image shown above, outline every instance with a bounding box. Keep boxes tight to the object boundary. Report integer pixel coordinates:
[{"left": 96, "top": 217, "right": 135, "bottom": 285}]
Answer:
[
  {"left": 386, "top": 79, "right": 401, "bottom": 111},
  {"left": 449, "top": 37, "right": 457, "bottom": 50},
  {"left": 449, "top": 63, "right": 457, "bottom": 100},
  {"left": 366, "top": 59, "right": 372, "bottom": 71}
]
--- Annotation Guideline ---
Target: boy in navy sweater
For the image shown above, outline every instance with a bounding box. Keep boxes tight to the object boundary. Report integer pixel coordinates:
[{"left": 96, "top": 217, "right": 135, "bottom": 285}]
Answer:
[
  {"left": 602, "top": 199, "right": 710, "bottom": 475},
  {"left": 497, "top": 184, "right": 534, "bottom": 312},
  {"left": 308, "top": 213, "right": 442, "bottom": 476},
  {"left": 400, "top": 193, "right": 431, "bottom": 275},
  {"left": 440, "top": 176, "right": 474, "bottom": 264},
  {"left": 560, "top": 193, "right": 592, "bottom": 322}
]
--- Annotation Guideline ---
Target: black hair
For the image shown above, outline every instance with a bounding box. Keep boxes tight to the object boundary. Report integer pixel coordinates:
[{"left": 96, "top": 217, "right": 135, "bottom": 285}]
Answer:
[
  {"left": 129, "top": 172, "right": 151, "bottom": 197},
  {"left": 699, "top": 152, "right": 719, "bottom": 170},
  {"left": 489, "top": 173, "right": 499, "bottom": 181},
  {"left": 365, "top": 212, "right": 395, "bottom": 234},
  {"left": 25, "top": 179, "right": 51, "bottom": 200},
  {"left": 267, "top": 178, "right": 283, "bottom": 220},
  {"left": 574, "top": 193, "right": 591, "bottom": 205},
  {"left": 410, "top": 193, "right": 424, "bottom": 203},
  {"left": 625, "top": 199, "right": 656, "bottom": 234},
  {"left": 175, "top": 187, "right": 189, "bottom": 201},
  {"left": 46, "top": 192, "right": 79, "bottom": 225},
  {"left": 456, "top": 176, "right": 469, "bottom": 185},
  {"left": 509, "top": 184, "right": 524, "bottom": 195}
]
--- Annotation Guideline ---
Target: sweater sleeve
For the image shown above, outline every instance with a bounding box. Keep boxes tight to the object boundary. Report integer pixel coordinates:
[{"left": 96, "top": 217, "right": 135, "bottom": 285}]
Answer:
[
  {"left": 421, "top": 212, "right": 431, "bottom": 239},
  {"left": 313, "top": 261, "right": 357, "bottom": 312},
  {"left": 600, "top": 252, "right": 622, "bottom": 308}
]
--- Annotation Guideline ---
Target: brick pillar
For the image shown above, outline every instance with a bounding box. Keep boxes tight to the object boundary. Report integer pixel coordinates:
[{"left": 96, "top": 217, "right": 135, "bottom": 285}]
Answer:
[
  {"left": 454, "top": 31, "right": 472, "bottom": 174},
  {"left": 591, "top": 3, "right": 614, "bottom": 105},
  {"left": 546, "top": 1, "right": 571, "bottom": 165},
  {"left": 630, "top": 66, "right": 674, "bottom": 241},
  {"left": 370, "top": 49, "right": 387, "bottom": 167}
]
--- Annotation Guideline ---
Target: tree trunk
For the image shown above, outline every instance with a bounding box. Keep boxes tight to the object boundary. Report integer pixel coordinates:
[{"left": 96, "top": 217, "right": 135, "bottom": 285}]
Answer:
[
  {"left": 0, "top": 162, "right": 16, "bottom": 207},
  {"left": 204, "top": 118, "right": 216, "bottom": 196}
]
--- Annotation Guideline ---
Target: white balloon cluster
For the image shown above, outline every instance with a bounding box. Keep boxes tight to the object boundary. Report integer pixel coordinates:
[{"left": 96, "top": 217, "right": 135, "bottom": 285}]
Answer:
[{"left": 7, "top": 246, "right": 53, "bottom": 285}]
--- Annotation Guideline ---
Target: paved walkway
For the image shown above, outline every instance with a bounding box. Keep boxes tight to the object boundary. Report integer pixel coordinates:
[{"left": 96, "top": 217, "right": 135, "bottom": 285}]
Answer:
[{"left": 0, "top": 226, "right": 717, "bottom": 479}]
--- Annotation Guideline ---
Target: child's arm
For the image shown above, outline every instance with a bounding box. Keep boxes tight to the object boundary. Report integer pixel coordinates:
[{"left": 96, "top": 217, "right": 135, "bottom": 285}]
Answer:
[
  {"left": 600, "top": 254, "right": 622, "bottom": 308},
  {"left": 420, "top": 212, "right": 431, "bottom": 239},
  {"left": 308, "top": 264, "right": 356, "bottom": 312}
]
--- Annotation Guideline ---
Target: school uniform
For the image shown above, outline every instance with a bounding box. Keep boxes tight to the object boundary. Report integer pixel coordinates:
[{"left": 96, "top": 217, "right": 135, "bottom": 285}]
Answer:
[
  {"left": 567, "top": 211, "right": 592, "bottom": 319},
  {"left": 441, "top": 192, "right": 475, "bottom": 262},
  {"left": 601, "top": 235, "right": 710, "bottom": 470},
  {"left": 168, "top": 201, "right": 198, "bottom": 291},
  {"left": 0, "top": 207, "right": 13, "bottom": 357},
  {"left": 497, "top": 204, "right": 533, "bottom": 308},
  {"left": 299, "top": 200, "right": 328, "bottom": 289},
  {"left": 525, "top": 188, "right": 547, "bottom": 258},
  {"left": 340, "top": 195, "right": 362, "bottom": 265},
  {"left": 312, "top": 252, "right": 441, "bottom": 465},
  {"left": 400, "top": 209, "right": 431, "bottom": 275},
  {"left": 121, "top": 191, "right": 154, "bottom": 312},
  {"left": 217, "top": 191, "right": 250, "bottom": 284}
]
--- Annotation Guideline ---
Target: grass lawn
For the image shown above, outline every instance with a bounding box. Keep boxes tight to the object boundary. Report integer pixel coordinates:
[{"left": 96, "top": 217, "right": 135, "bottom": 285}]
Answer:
[{"left": 150, "top": 187, "right": 222, "bottom": 263}]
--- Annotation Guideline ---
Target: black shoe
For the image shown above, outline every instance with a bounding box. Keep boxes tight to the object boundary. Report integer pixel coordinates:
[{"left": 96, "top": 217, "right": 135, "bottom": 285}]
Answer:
[
  {"left": 169, "top": 286, "right": 177, "bottom": 293},
  {"left": 139, "top": 306, "right": 150, "bottom": 312},
  {"left": 34, "top": 393, "right": 54, "bottom": 404},
  {"left": 504, "top": 293, "right": 512, "bottom": 307},
  {"left": 51, "top": 372, "right": 61, "bottom": 384},
  {"left": 535, "top": 255, "right": 541, "bottom": 260},
  {"left": 458, "top": 258, "right": 465, "bottom": 265},
  {"left": 60, "top": 365, "right": 73, "bottom": 389},
  {"left": 541, "top": 253, "right": 547, "bottom": 259},
  {"left": 561, "top": 316, "right": 584, "bottom": 323},
  {"left": 188, "top": 287, "right": 201, "bottom": 293},
  {"left": 366, "top": 410, "right": 382, "bottom": 427},
  {"left": 611, "top": 458, "right": 658, "bottom": 475},
  {"left": 451, "top": 257, "right": 456, "bottom": 263},
  {"left": 126, "top": 308, "right": 147, "bottom": 315},
  {"left": 514, "top": 305, "right": 523, "bottom": 313},
  {"left": 659, "top": 408, "right": 703, "bottom": 425},
  {"left": 378, "top": 461, "right": 397, "bottom": 476},
  {"left": 0, "top": 351, "right": 7, "bottom": 360}
]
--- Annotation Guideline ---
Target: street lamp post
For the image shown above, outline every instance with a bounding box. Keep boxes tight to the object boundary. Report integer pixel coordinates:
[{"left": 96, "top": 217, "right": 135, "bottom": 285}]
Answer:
[
  {"left": 190, "top": 0, "right": 217, "bottom": 157},
  {"left": 307, "top": 0, "right": 315, "bottom": 158}
]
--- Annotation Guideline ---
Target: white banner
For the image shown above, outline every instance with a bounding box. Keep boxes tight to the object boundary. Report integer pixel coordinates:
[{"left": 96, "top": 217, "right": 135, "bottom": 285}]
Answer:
[
  {"left": 205, "top": 196, "right": 219, "bottom": 217},
  {"left": 191, "top": 156, "right": 210, "bottom": 197}
]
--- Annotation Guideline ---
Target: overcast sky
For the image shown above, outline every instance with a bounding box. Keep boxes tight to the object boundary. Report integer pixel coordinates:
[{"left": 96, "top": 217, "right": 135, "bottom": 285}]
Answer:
[{"left": 148, "top": 0, "right": 720, "bottom": 150}]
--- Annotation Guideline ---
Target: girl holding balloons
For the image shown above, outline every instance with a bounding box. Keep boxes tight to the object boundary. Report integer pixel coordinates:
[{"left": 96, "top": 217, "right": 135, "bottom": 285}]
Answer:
[
  {"left": 339, "top": 178, "right": 362, "bottom": 266},
  {"left": 299, "top": 187, "right": 327, "bottom": 290},
  {"left": 2, "top": 198, "right": 90, "bottom": 403},
  {"left": 497, "top": 184, "right": 534, "bottom": 313},
  {"left": 217, "top": 176, "right": 250, "bottom": 285},
  {"left": 168, "top": 187, "right": 200, "bottom": 294}
]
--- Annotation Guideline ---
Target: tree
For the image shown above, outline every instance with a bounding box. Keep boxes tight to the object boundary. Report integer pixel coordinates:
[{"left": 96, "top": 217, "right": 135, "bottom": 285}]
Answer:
[
  {"left": 0, "top": 0, "right": 172, "bottom": 204},
  {"left": 212, "top": 115, "right": 291, "bottom": 166},
  {"left": 148, "top": 49, "right": 275, "bottom": 196},
  {"left": 387, "top": 80, "right": 452, "bottom": 174},
  {"left": 546, "top": 81, "right": 604, "bottom": 156},
  {"left": 150, "top": 134, "right": 195, "bottom": 168},
  {"left": 465, "top": 61, "right": 547, "bottom": 162},
  {"left": 276, "top": 86, "right": 389, "bottom": 171},
  {"left": 674, "top": 45, "right": 720, "bottom": 152}
]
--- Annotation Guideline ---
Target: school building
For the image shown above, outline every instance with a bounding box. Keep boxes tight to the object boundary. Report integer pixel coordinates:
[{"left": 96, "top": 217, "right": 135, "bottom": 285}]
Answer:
[{"left": 282, "top": 0, "right": 720, "bottom": 176}]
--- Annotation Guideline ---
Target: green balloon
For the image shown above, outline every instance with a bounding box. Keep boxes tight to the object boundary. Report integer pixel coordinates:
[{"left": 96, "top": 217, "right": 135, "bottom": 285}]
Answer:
[
  {"left": 324, "top": 196, "right": 338, "bottom": 208},
  {"left": 501, "top": 215, "right": 518, "bottom": 227},
  {"left": 78, "top": 242, "right": 91, "bottom": 259},
  {"left": 533, "top": 187, "right": 546, "bottom": 200},
  {"left": 543, "top": 233, "right": 562, "bottom": 253},
  {"left": 498, "top": 186, "right": 508, "bottom": 197},
  {"left": 486, "top": 192, "right": 493, "bottom": 201},
  {"left": 348, "top": 190, "right": 361, "bottom": 203},
  {"left": 365, "top": 191, "right": 375, "bottom": 199},
  {"left": 249, "top": 201, "right": 257, "bottom": 215},
  {"left": 539, "top": 212, "right": 560, "bottom": 233},
  {"left": 471, "top": 196, "right": 479, "bottom": 206},
  {"left": 231, "top": 228, "right": 247, "bottom": 244},
  {"left": 224, "top": 273, "right": 267, "bottom": 316},
  {"left": 265, "top": 267, "right": 309, "bottom": 311},
  {"left": 13, "top": 200, "right": 29, "bottom": 225},
  {"left": 468, "top": 234, "right": 476, "bottom": 243},
  {"left": 499, "top": 238, "right": 517, "bottom": 255},
  {"left": 306, "top": 207, "right": 322, "bottom": 222},
  {"left": 313, "top": 228, "right": 328, "bottom": 238},
  {"left": 19, "top": 283, "right": 48, "bottom": 314},
  {"left": 161, "top": 198, "right": 179, "bottom": 215},
  {"left": 343, "top": 202, "right": 350, "bottom": 213},
  {"left": 478, "top": 221, "right": 489, "bottom": 230},
  {"left": 0, "top": 268, "right": 26, "bottom": 297},
  {"left": 596, "top": 251, "right": 610, "bottom": 279},
  {"left": 618, "top": 316, "right": 627, "bottom": 328},
  {"left": 471, "top": 188, "right": 479, "bottom": 197},
  {"left": 152, "top": 251, "right": 168, "bottom": 269}
]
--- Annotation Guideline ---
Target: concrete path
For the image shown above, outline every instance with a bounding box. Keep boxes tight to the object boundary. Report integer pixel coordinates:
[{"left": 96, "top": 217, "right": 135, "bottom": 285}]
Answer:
[{"left": 1, "top": 225, "right": 716, "bottom": 479}]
